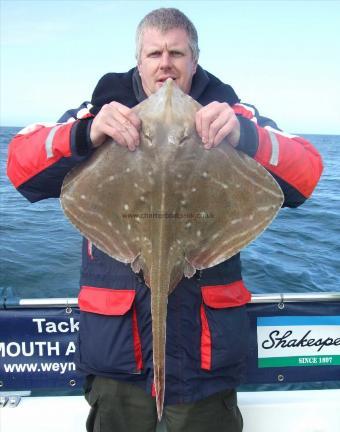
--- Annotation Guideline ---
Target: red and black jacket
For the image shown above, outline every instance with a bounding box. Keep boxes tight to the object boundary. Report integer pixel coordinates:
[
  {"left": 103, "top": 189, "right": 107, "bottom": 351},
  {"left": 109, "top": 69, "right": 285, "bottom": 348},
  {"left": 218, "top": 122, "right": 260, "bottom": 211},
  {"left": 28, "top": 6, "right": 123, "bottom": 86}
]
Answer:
[{"left": 7, "top": 66, "right": 323, "bottom": 405}]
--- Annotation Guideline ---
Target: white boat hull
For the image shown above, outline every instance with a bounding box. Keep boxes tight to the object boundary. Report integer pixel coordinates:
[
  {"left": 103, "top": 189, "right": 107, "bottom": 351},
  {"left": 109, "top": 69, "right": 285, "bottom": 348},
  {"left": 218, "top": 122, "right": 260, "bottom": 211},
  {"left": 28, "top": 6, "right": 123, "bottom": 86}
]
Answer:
[{"left": 1, "top": 389, "right": 340, "bottom": 432}]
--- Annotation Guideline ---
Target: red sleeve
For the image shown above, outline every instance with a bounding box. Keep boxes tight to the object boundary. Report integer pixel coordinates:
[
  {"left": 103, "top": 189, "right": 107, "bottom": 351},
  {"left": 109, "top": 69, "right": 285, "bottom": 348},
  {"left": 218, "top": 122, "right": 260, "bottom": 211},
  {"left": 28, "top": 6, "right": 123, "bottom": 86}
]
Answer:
[
  {"left": 254, "top": 126, "right": 323, "bottom": 199},
  {"left": 7, "top": 121, "right": 74, "bottom": 188},
  {"left": 233, "top": 103, "right": 323, "bottom": 201}
]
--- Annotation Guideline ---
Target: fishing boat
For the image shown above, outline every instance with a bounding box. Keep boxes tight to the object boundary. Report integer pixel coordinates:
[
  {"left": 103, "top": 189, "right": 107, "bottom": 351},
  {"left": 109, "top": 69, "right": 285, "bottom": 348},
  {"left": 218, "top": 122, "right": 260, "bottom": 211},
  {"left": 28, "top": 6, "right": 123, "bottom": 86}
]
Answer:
[{"left": 1, "top": 291, "right": 340, "bottom": 431}]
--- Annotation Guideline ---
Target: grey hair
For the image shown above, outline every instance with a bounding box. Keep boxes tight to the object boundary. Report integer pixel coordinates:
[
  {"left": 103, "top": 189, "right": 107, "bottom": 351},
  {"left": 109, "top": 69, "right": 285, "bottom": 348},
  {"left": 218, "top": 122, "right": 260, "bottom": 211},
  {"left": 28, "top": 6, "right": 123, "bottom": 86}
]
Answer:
[{"left": 135, "top": 8, "right": 200, "bottom": 63}]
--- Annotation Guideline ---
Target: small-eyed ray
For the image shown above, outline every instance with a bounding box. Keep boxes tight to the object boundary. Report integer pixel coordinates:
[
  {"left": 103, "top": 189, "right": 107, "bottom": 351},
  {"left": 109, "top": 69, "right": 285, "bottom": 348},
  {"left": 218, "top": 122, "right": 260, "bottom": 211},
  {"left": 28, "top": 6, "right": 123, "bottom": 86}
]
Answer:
[{"left": 60, "top": 79, "right": 284, "bottom": 420}]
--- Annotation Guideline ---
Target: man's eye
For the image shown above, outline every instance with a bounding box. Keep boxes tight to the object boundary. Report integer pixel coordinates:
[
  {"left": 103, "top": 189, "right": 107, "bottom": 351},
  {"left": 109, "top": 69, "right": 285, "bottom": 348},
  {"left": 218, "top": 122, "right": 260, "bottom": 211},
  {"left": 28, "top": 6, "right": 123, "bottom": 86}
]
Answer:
[
  {"left": 148, "top": 52, "right": 161, "bottom": 58},
  {"left": 171, "top": 51, "right": 183, "bottom": 57}
]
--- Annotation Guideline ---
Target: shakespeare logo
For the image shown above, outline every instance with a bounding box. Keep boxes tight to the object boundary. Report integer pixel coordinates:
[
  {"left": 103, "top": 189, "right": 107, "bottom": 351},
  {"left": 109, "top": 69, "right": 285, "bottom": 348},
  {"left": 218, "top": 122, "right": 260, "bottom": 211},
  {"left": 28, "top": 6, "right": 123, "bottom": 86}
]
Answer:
[{"left": 257, "top": 316, "right": 340, "bottom": 368}]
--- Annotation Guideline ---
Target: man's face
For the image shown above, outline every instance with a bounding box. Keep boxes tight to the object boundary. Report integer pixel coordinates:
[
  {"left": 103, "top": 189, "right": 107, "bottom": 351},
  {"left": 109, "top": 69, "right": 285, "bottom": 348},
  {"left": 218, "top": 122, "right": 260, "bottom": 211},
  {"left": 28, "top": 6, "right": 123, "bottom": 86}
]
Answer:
[{"left": 137, "top": 27, "right": 197, "bottom": 96}]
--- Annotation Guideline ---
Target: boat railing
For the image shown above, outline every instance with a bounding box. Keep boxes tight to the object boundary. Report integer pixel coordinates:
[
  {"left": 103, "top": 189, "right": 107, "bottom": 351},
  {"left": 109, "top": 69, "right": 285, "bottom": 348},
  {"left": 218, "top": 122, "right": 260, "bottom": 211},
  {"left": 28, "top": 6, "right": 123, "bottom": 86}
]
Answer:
[{"left": 2, "top": 291, "right": 339, "bottom": 308}]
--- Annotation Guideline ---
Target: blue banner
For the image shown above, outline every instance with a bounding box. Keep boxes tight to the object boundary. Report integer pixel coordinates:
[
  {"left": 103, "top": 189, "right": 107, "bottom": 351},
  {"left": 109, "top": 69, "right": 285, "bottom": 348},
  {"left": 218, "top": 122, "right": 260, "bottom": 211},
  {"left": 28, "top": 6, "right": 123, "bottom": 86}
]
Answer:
[
  {"left": 245, "top": 301, "right": 340, "bottom": 384},
  {"left": 1, "top": 301, "right": 340, "bottom": 392},
  {"left": 0, "top": 307, "right": 83, "bottom": 391}
]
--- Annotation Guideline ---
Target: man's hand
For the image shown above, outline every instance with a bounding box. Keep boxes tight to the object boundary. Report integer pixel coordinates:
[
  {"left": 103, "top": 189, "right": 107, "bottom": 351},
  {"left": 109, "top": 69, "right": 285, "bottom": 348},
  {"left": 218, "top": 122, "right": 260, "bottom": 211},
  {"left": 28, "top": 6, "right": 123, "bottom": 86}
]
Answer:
[
  {"left": 90, "top": 102, "right": 141, "bottom": 151},
  {"left": 195, "top": 102, "right": 240, "bottom": 149}
]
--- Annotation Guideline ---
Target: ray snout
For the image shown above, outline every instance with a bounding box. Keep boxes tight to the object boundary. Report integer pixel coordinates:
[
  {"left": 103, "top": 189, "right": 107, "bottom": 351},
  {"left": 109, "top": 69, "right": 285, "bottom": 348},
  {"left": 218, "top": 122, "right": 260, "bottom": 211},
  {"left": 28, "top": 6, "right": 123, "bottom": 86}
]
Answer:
[
  {"left": 144, "top": 79, "right": 198, "bottom": 124},
  {"left": 158, "top": 78, "right": 180, "bottom": 119}
]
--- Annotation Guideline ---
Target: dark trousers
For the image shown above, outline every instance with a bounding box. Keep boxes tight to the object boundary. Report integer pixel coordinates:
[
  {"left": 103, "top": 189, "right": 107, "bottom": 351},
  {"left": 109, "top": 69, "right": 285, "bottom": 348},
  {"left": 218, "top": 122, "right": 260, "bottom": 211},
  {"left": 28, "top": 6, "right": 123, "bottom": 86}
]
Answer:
[{"left": 85, "top": 376, "right": 243, "bottom": 432}]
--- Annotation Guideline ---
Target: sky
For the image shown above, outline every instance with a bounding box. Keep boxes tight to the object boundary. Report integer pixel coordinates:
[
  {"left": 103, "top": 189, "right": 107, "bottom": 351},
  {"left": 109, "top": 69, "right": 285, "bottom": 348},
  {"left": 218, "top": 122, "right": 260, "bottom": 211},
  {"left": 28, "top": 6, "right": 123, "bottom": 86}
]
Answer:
[{"left": 1, "top": 0, "right": 340, "bottom": 134}]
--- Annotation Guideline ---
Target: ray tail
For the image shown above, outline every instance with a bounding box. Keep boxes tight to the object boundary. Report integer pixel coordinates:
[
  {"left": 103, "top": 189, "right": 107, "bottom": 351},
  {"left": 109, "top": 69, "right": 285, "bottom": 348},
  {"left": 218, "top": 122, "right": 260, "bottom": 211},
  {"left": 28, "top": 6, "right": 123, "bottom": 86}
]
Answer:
[{"left": 150, "top": 261, "right": 170, "bottom": 421}]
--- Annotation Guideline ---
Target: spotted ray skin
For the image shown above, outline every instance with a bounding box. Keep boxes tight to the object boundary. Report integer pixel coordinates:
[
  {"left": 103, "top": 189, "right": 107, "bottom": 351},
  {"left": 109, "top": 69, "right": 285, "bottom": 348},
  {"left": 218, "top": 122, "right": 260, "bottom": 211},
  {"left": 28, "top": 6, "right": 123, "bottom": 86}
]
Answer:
[{"left": 60, "top": 79, "right": 284, "bottom": 420}]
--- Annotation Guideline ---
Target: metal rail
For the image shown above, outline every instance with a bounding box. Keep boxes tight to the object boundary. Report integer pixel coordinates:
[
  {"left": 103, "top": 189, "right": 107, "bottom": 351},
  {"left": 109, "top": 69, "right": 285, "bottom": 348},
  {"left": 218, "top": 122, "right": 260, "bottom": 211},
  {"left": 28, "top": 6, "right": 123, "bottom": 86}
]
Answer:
[
  {"left": 1, "top": 291, "right": 338, "bottom": 308},
  {"left": 250, "top": 292, "right": 340, "bottom": 303}
]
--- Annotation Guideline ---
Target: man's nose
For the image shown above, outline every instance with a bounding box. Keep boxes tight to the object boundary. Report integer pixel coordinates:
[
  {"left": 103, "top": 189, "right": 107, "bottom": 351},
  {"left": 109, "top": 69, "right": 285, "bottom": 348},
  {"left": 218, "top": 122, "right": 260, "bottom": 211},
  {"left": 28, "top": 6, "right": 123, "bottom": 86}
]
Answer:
[{"left": 160, "top": 52, "right": 171, "bottom": 68}]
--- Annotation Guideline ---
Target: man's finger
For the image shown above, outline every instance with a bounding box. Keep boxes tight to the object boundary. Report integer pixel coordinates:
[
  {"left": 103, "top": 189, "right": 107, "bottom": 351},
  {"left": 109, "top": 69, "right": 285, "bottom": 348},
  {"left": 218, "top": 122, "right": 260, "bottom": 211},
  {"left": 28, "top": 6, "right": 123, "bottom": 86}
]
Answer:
[
  {"left": 106, "top": 118, "right": 139, "bottom": 151},
  {"left": 211, "top": 123, "right": 233, "bottom": 148},
  {"left": 101, "top": 122, "right": 128, "bottom": 149},
  {"left": 125, "top": 110, "right": 142, "bottom": 130},
  {"left": 206, "top": 111, "right": 230, "bottom": 148},
  {"left": 195, "top": 110, "right": 202, "bottom": 139},
  {"left": 211, "top": 116, "right": 240, "bottom": 148},
  {"left": 115, "top": 103, "right": 141, "bottom": 130},
  {"left": 196, "top": 102, "right": 221, "bottom": 146},
  {"left": 110, "top": 109, "right": 140, "bottom": 148}
]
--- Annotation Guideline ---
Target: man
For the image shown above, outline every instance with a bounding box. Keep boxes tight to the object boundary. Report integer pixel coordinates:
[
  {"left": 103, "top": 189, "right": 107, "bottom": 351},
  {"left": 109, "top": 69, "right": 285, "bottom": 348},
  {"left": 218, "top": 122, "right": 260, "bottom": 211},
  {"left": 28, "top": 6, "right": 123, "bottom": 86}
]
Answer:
[{"left": 7, "top": 8, "right": 323, "bottom": 432}]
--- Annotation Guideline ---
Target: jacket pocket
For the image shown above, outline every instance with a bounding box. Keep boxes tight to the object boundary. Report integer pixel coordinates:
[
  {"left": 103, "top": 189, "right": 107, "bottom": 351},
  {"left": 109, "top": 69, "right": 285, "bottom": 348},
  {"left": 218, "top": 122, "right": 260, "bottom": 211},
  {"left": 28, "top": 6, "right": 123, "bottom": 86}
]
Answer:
[
  {"left": 78, "top": 285, "right": 143, "bottom": 374},
  {"left": 200, "top": 281, "right": 251, "bottom": 371}
]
